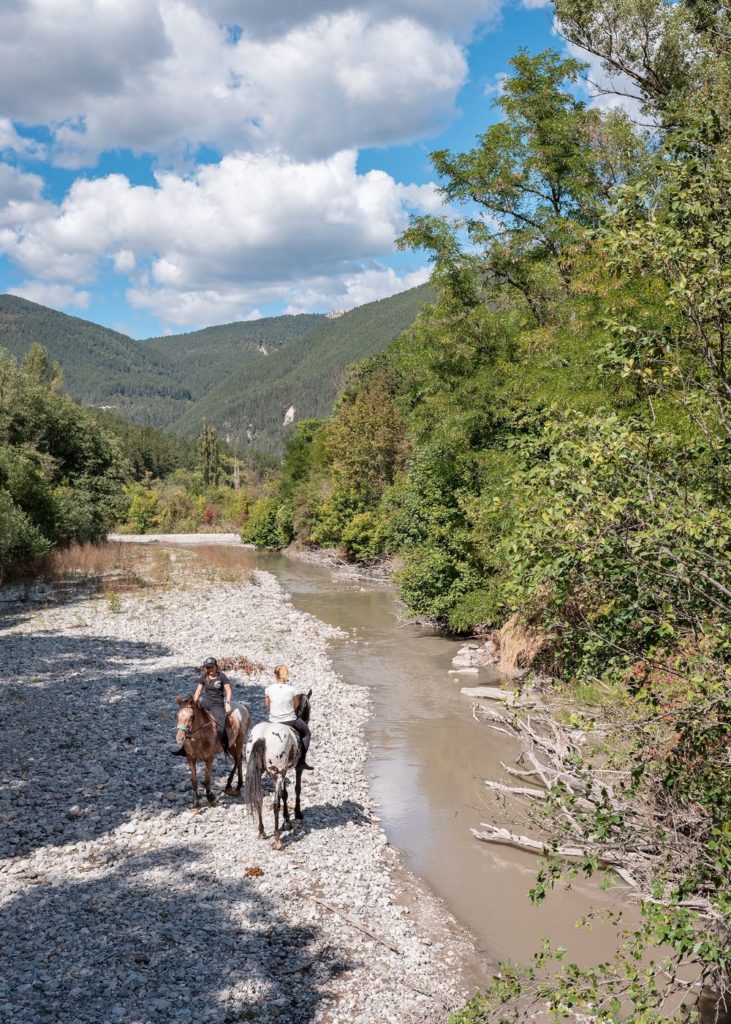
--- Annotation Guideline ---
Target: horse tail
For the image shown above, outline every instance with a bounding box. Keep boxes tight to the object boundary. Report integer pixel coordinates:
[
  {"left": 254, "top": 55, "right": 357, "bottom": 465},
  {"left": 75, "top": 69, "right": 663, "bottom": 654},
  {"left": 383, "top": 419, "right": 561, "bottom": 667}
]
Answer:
[{"left": 244, "top": 738, "right": 265, "bottom": 816}]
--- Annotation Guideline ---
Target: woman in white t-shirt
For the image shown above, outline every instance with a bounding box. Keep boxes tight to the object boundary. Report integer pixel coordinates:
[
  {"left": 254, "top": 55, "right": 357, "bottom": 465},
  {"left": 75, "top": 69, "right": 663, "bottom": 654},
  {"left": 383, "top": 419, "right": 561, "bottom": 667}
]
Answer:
[{"left": 264, "top": 664, "right": 313, "bottom": 770}]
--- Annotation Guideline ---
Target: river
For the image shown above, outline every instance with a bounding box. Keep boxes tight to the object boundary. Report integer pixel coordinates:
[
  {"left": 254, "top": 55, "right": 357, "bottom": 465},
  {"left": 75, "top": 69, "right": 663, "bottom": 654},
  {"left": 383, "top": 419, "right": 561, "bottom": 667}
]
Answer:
[{"left": 252, "top": 550, "right": 626, "bottom": 977}]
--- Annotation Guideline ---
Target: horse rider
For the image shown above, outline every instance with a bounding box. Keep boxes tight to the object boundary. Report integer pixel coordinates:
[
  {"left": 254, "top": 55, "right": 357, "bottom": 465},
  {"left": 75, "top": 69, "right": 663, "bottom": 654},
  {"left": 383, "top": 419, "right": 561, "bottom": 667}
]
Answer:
[
  {"left": 264, "top": 664, "right": 313, "bottom": 770},
  {"left": 172, "top": 656, "right": 232, "bottom": 755}
]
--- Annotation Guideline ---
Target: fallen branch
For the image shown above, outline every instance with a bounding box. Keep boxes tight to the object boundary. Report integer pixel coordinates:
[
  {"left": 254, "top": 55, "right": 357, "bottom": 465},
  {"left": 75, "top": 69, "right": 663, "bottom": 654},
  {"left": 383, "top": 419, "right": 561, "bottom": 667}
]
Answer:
[
  {"left": 484, "top": 780, "right": 547, "bottom": 800},
  {"left": 313, "top": 897, "right": 401, "bottom": 954},
  {"left": 471, "top": 823, "right": 639, "bottom": 887}
]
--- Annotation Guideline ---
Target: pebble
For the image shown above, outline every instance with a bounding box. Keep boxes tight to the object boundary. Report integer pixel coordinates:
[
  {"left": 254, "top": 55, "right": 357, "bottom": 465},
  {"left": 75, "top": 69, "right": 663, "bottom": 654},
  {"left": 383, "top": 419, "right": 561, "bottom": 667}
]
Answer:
[{"left": 0, "top": 557, "right": 472, "bottom": 1023}]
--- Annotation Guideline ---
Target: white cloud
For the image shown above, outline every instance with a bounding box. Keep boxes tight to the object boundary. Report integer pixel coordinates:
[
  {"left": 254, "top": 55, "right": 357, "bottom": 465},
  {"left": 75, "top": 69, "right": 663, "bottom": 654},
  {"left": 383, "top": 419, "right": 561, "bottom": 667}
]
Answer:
[
  {"left": 0, "top": 150, "right": 441, "bottom": 325},
  {"left": 8, "top": 280, "right": 91, "bottom": 310},
  {"left": 283, "top": 265, "right": 432, "bottom": 314},
  {"left": 206, "top": 0, "right": 501, "bottom": 39},
  {"left": 0, "top": 162, "right": 51, "bottom": 228},
  {"left": 113, "top": 249, "right": 136, "bottom": 273},
  {"left": 0, "top": 2, "right": 494, "bottom": 167},
  {"left": 0, "top": 118, "right": 46, "bottom": 160}
]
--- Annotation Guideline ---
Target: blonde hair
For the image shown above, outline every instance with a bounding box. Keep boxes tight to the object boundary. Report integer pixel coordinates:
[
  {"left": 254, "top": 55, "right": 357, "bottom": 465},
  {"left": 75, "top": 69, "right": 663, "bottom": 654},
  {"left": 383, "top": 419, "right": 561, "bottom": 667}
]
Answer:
[{"left": 274, "top": 664, "right": 290, "bottom": 683}]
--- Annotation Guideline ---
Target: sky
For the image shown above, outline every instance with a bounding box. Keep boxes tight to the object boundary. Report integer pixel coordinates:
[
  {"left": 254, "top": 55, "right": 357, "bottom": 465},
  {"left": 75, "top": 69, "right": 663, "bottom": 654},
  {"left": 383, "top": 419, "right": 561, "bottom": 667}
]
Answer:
[{"left": 0, "top": 0, "right": 564, "bottom": 338}]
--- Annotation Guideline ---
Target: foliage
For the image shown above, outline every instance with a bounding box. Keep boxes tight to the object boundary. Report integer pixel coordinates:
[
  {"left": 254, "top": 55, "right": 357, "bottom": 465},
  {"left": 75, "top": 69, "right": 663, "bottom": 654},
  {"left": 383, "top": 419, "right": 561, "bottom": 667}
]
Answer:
[
  {"left": 261, "top": 22, "right": 730, "bottom": 1021},
  {"left": 241, "top": 497, "right": 293, "bottom": 549},
  {"left": 89, "top": 409, "right": 199, "bottom": 479},
  {"left": 197, "top": 419, "right": 222, "bottom": 486},
  {"left": 117, "top": 470, "right": 252, "bottom": 535},
  {"left": 0, "top": 344, "right": 128, "bottom": 577}
]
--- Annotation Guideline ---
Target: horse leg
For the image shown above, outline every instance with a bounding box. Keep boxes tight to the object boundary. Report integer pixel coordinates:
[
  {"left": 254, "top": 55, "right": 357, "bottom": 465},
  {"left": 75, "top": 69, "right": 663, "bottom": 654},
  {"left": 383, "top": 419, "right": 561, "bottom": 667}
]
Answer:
[
  {"left": 256, "top": 803, "right": 266, "bottom": 839},
  {"left": 224, "top": 757, "right": 237, "bottom": 795},
  {"left": 281, "top": 778, "right": 291, "bottom": 830},
  {"left": 294, "top": 765, "right": 304, "bottom": 821},
  {"left": 272, "top": 786, "right": 283, "bottom": 851},
  {"left": 236, "top": 749, "right": 244, "bottom": 795},
  {"left": 188, "top": 756, "right": 200, "bottom": 809},
  {"left": 204, "top": 757, "right": 216, "bottom": 805}
]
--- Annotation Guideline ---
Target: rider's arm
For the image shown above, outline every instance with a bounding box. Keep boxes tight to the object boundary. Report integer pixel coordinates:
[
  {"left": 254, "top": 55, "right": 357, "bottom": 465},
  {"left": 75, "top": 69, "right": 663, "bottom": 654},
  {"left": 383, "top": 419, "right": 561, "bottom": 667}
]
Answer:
[
  {"left": 224, "top": 681, "right": 232, "bottom": 711},
  {"left": 264, "top": 695, "right": 271, "bottom": 708},
  {"left": 293, "top": 694, "right": 300, "bottom": 710},
  {"left": 193, "top": 682, "right": 203, "bottom": 702}
]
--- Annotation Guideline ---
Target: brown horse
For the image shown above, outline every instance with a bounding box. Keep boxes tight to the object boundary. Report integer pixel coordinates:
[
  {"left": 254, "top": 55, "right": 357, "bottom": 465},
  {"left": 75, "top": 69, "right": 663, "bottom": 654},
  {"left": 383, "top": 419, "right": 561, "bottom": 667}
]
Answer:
[{"left": 175, "top": 696, "right": 250, "bottom": 808}]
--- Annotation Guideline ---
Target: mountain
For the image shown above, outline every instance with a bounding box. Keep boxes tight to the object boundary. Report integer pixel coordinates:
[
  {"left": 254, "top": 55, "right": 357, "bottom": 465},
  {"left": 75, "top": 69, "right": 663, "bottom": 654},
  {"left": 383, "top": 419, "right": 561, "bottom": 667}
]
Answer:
[
  {"left": 166, "top": 284, "right": 434, "bottom": 453},
  {"left": 0, "top": 294, "right": 188, "bottom": 425},
  {"left": 0, "top": 283, "right": 433, "bottom": 454},
  {"left": 142, "top": 313, "right": 324, "bottom": 398}
]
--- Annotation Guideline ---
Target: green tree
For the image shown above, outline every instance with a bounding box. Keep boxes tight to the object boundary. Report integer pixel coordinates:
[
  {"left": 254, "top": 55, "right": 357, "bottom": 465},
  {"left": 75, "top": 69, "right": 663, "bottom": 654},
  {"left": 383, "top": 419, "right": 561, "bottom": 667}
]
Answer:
[
  {"left": 197, "top": 419, "right": 222, "bottom": 487},
  {"left": 400, "top": 50, "right": 645, "bottom": 323}
]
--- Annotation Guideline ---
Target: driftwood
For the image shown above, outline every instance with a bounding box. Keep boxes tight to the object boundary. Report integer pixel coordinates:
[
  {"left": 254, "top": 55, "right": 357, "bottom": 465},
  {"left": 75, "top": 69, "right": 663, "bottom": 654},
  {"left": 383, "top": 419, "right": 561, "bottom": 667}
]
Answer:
[{"left": 471, "top": 696, "right": 652, "bottom": 894}]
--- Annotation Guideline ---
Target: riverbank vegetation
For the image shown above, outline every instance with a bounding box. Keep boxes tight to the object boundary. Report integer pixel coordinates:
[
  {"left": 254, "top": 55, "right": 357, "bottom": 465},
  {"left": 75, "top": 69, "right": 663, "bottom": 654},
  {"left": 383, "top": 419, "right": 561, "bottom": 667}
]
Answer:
[
  {"left": 0, "top": 346, "right": 271, "bottom": 577},
  {"left": 0, "top": 345, "right": 128, "bottom": 579},
  {"left": 248, "top": 2, "right": 730, "bottom": 1018}
]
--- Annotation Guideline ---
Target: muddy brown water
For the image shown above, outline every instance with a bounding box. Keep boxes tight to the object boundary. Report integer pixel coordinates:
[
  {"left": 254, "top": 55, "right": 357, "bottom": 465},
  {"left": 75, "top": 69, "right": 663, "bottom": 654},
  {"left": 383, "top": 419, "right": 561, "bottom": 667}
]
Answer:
[{"left": 248, "top": 551, "right": 629, "bottom": 979}]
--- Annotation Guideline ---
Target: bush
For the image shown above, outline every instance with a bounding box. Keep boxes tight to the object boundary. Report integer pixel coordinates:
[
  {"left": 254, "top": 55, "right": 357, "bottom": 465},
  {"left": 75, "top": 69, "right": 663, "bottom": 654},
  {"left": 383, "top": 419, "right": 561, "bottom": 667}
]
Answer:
[
  {"left": 341, "top": 511, "right": 384, "bottom": 560},
  {"left": 124, "top": 483, "right": 160, "bottom": 533},
  {"left": 0, "top": 490, "right": 50, "bottom": 577},
  {"left": 241, "top": 498, "right": 294, "bottom": 548}
]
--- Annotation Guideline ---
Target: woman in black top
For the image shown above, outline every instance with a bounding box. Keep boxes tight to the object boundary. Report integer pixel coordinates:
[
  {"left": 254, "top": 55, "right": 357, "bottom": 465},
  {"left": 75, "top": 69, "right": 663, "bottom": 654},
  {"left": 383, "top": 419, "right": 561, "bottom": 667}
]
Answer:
[{"left": 194, "top": 657, "right": 232, "bottom": 752}]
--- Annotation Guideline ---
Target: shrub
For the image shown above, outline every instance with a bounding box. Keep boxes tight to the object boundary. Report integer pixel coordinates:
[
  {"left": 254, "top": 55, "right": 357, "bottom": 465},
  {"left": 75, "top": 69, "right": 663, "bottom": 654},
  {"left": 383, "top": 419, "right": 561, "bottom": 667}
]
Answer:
[{"left": 241, "top": 498, "right": 293, "bottom": 548}]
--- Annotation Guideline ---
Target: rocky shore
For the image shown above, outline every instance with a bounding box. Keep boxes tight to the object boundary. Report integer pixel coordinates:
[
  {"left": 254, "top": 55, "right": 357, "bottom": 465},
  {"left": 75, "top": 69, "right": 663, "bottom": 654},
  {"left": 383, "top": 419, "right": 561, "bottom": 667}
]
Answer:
[{"left": 0, "top": 550, "right": 475, "bottom": 1024}]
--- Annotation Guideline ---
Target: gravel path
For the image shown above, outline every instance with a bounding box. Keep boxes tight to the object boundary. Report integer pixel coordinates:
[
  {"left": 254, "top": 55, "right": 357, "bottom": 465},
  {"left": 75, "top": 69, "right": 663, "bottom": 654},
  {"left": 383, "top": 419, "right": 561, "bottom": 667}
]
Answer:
[{"left": 0, "top": 557, "right": 474, "bottom": 1024}]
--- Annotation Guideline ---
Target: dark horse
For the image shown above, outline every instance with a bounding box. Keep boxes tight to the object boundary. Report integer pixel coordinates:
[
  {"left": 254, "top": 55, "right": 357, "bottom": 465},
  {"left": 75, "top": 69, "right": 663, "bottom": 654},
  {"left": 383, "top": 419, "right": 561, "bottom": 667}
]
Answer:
[
  {"left": 243, "top": 690, "right": 312, "bottom": 850},
  {"left": 175, "top": 696, "right": 251, "bottom": 808}
]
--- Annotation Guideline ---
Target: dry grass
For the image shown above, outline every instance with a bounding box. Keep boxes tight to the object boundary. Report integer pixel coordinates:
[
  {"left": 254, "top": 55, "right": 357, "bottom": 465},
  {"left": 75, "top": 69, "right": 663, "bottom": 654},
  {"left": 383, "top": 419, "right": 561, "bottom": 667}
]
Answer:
[
  {"left": 496, "top": 612, "right": 546, "bottom": 673},
  {"left": 32, "top": 540, "right": 255, "bottom": 606},
  {"left": 38, "top": 544, "right": 150, "bottom": 593},
  {"left": 188, "top": 544, "right": 255, "bottom": 583}
]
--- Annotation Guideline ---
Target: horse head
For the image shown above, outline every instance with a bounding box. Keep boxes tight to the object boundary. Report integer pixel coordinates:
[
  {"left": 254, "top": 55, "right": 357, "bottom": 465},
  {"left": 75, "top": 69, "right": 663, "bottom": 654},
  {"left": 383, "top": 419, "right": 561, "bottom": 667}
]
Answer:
[
  {"left": 175, "top": 695, "right": 196, "bottom": 749},
  {"left": 296, "top": 688, "right": 313, "bottom": 724}
]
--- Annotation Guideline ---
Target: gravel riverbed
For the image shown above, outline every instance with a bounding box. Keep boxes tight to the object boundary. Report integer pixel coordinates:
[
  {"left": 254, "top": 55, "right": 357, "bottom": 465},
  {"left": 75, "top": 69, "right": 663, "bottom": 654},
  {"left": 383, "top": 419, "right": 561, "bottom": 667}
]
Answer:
[{"left": 0, "top": 554, "right": 476, "bottom": 1024}]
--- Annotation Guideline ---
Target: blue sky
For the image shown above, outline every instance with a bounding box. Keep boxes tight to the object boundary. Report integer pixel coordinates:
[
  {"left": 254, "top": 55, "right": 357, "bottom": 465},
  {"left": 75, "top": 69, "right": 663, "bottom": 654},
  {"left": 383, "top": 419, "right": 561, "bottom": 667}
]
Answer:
[{"left": 0, "top": 1, "right": 558, "bottom": 338}]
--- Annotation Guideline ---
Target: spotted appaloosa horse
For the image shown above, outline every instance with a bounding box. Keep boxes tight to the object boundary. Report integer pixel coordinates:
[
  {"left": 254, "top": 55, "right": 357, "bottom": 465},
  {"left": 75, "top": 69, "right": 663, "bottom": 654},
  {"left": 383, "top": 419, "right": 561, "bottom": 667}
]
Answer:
[
  {"left": 244, "top": 690, "right": 312, "bottom": 850},
  {"left": 175, "top": 696, "right": 251, "bottom": 808}
]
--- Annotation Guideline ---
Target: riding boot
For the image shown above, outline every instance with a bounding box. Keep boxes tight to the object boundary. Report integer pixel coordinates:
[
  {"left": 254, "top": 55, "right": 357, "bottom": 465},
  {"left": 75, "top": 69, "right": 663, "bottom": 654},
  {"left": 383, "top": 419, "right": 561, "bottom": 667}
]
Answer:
[{"left": 297, "top": 747, "right": 314, "bottom": 771}]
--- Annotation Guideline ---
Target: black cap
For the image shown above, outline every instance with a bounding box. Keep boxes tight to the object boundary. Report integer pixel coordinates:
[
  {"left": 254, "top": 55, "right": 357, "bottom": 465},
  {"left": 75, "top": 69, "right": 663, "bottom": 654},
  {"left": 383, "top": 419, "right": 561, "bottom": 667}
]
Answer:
[{"left": 202, "top": 657, "right": 218, "bottom": 668}]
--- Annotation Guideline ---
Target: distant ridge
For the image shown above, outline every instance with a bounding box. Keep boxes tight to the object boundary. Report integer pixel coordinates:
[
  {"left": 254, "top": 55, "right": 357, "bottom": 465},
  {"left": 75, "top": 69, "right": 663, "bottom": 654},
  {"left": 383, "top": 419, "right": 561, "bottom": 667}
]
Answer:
[{"left": 0, "top": 283, "right": 433, "bottom": 454}]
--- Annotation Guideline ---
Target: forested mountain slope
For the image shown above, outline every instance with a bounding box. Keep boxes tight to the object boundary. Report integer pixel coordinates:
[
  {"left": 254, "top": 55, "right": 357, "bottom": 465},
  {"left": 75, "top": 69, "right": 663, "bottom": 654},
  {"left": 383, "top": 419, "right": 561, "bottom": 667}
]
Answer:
[
  {"left": 169, "top": 283, "right": 433, "bottom": 454},
  {"left": 0, "top": 285, "right": 432, "bottom": 452},
  {"left": 0, "top": 294, "right": 187, "bottom": 424},
  {"left": 142, "top": 313, "right": 324, "bottom": 397}
]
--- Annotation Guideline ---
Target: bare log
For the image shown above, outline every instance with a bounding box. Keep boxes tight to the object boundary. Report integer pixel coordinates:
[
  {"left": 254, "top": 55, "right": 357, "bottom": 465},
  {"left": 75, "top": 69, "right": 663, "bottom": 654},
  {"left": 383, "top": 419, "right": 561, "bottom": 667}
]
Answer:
[{"left": 471, "top": 823, "right": 639, "bottom": 886}]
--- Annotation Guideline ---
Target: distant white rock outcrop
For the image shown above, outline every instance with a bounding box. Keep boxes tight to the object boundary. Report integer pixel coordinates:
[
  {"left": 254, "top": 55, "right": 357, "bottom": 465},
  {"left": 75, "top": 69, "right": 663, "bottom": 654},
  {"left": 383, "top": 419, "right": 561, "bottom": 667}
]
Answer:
[{"left": 283, "top": 405, "right": 295, "bottom": 425}]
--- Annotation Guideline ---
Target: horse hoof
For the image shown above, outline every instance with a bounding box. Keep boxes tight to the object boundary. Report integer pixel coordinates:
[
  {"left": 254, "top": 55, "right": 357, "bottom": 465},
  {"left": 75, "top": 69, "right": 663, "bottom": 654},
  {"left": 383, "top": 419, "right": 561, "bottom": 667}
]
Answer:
[
  {"left": 258, "top": 831, "right": 267, "bottom": 840},
  {"left": 207, "top": 798, "right": 217, "bottom": 807},
  {"left": 273, "top": 839, "right": 283, "bottom": 851},
  {"left": 295, "top": 811, "right": 304, "bottom": 821},
  {"left": 190, "top": 806, "right": 201, "bottom": 814},
  {"left": 224, "top": 786, "right": 234, "bottom": 796}
]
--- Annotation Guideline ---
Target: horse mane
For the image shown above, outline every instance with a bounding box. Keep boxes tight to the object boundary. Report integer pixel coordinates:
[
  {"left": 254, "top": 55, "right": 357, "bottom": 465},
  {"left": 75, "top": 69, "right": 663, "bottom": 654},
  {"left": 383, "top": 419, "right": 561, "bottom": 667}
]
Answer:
[{"left": 296, "top": 692, "right": 312, "bottom": 724}]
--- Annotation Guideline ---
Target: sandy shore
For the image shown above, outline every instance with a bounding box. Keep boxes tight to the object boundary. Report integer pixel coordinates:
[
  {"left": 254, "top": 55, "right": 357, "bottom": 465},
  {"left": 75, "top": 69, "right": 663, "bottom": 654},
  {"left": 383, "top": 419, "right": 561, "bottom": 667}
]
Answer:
[{"left": 0, "top": 551, "right": 475, "bottom": 1024}]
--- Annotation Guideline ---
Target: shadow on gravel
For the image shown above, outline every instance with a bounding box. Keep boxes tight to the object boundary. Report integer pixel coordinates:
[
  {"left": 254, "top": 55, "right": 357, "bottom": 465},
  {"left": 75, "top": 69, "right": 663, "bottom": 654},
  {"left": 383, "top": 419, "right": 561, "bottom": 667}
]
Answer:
[
  {"left": 0, "top": 631, "right": 263, "bottom": 859},
  {"left": 1, "top": 845, "right": 351, "bottom": 1024},
  {"left": 299, "top": 800, "right": 372, "bottom": 834}
]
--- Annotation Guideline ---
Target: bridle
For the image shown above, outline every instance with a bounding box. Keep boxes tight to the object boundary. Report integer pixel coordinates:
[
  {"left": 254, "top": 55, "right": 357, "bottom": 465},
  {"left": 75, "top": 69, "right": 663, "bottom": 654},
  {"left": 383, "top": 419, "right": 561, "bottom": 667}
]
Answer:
[{"left": 176, "top": 707, "right": 216, "bottom": 741}]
